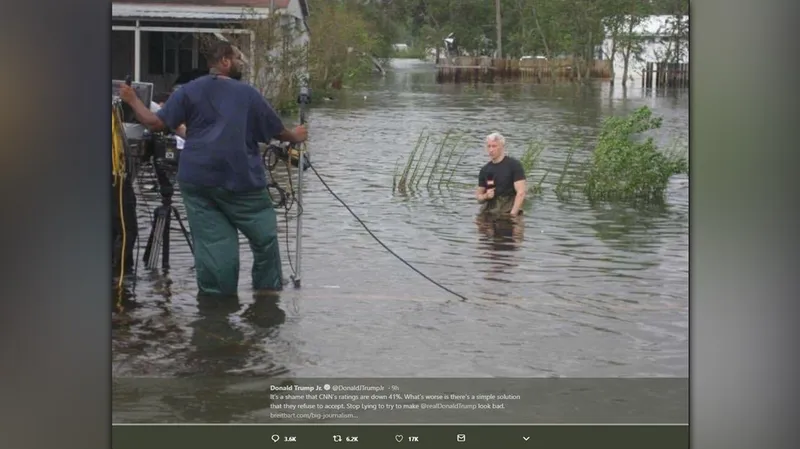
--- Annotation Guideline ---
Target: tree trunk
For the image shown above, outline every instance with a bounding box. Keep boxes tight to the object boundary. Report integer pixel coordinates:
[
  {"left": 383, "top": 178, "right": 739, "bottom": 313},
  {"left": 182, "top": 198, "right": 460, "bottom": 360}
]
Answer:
[
  {"left": 531, "top": 4, "right": 551, "bottom": 58},
  {"left": 517, "top": 0, "right": 527, "bottom": 56},
  {"left": 495, "top": 0, "right": 502, "bottom": 58},
  {"left": 608, "top": 26, "right": 619, "bottom": 87},
  {"left": 621, "top": 19, "right": 635, "bottom": 88},
  {"left": 621, "top": 48, "right": 629, "bottom": 87},
  {"left": 672, "top": 15, "right": 684, "bottom": 63},
  {"left": 584, "top": 30, "right": 593, "bottom": 80}
]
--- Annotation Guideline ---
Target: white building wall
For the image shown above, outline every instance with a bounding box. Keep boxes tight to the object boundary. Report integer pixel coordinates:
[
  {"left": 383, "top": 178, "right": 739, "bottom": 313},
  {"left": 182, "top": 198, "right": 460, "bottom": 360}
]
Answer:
[
  {"left": 599, "top": 15, "right": 689, "bottom": 84},
  {"left": 601, "top": 37, "right": 689, "bottom": 83}
]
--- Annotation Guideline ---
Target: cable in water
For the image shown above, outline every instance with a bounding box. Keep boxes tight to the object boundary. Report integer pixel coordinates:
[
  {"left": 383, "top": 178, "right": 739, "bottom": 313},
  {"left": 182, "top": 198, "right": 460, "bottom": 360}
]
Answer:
[
  {"left": 306, "top": 162, "right": 468, "bottom": 302},
  {"left": 263, "top": 144, "right": 302, "bottom": 284}
]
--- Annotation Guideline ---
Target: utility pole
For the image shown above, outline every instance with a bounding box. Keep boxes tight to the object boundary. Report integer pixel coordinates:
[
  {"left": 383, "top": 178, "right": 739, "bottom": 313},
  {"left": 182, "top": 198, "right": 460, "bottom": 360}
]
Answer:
[{"left": 495, "top": 0, "right": 502, "bottom": 58}]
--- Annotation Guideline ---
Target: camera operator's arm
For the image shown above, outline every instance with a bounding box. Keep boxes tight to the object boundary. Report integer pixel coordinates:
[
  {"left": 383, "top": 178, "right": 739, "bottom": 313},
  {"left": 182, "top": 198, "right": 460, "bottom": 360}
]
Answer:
[
  {"left": 277, "top": 127, "right": 307, "bottom": 144},
  {"left": 120, "top": 84, "right": 187, "bottom": 134},
  {"left": 150, "top": 101, "right": 186, "bottom": 139},
  {"left": 175, "top": 124, "right": 187, "bottom": 139},
  {"left": 119, "top": 85, "right": 167, "bottom": 131},
  {"left": 253, "top": 90, "right": 307, "bottom": 144}
]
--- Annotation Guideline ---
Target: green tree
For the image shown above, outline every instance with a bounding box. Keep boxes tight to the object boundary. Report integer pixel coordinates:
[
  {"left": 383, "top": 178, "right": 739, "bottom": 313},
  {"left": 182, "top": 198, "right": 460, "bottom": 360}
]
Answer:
[
  {"left": 618, "top": 1, "right": 651, "bottom": 87},
  {"left": 306, "top": 0, "right": 384, "bottom": 93}
]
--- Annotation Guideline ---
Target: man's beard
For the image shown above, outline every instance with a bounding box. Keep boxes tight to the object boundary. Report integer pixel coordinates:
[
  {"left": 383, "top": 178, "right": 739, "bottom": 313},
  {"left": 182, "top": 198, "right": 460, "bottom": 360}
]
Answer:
[{"left": 229, "top": 68, "right": 243, "bottom": 81}]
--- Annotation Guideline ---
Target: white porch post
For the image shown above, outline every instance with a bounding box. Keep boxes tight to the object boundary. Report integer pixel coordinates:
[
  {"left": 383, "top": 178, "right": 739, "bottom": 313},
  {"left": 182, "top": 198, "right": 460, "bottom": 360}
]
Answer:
[
  {"left": 134, "top": 20, "right": 141, "bottom": 81},
  {"left": 192, "top": 35, "right": 199, "bottom": 69},
  {"left": 250, "top": 30, "right": 256, "bottom": 84}
]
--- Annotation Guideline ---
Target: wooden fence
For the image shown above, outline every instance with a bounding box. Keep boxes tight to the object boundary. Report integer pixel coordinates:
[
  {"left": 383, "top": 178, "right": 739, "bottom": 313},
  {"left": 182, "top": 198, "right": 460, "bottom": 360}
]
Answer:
[
  {"left": 642, "top": 62, "right": 689, "bottom": 88},
  {"left": 436, "top": 56, "right": 612, "bottom": 83}
]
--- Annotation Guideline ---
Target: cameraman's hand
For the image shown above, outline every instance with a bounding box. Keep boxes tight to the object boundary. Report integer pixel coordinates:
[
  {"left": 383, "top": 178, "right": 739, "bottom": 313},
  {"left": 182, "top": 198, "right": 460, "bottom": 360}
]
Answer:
[
  {"left": 293, "top": 125, "right": 308, "bottom": 143},
  {"left": 119, "top": 84, "right": 139, "bottom": 105}
]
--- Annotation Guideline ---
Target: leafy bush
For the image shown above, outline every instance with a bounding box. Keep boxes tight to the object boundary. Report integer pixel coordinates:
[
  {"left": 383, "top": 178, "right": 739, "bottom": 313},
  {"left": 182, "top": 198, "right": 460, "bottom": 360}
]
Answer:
[{"left": 583, "top": 106, "right": 688, "bottom": 202}]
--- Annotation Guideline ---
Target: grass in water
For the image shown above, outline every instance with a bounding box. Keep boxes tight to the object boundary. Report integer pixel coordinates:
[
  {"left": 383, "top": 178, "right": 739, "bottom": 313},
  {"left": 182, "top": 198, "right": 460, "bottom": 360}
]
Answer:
[
  {"left": 393, "top": 130, "right": 468, "bottom": 194},
  {"left": 519, "top": 141, "right": 549, "bottom": 195}
]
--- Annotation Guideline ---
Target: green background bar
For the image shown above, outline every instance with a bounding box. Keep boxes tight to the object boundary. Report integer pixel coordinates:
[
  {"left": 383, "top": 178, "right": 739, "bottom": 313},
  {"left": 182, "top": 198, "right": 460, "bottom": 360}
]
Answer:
[{"left": 113, "top": 425, "right": 688, "bottom": 449}]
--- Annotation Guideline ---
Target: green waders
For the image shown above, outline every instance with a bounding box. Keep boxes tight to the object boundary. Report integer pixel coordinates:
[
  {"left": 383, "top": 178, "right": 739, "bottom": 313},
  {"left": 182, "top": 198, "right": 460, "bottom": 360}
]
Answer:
[
  {"left": 179, "top": 181, "right": 283, "bottom": 296},
  {"left": 480, "top": 195, "right": 516, "bottom": 217}
]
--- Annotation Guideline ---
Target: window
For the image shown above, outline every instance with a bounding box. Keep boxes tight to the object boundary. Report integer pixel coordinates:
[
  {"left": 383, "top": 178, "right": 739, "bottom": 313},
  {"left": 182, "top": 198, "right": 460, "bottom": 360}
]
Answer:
[
  {"left": 178, "top": 33, "right": 193, "bottom": 74},
  {"left": 147, "top": 32, "right": 196, "bottom": 76},
  {"left": 148, "top": 32, "right": 164, "bottom": 74}
]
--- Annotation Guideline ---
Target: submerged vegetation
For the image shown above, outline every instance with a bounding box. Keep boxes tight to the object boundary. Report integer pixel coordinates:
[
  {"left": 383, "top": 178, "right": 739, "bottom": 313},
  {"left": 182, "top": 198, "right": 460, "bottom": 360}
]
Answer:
[
  {"left": 582, "top": 106, "right": 689, "bottom": 202},
  {"left": 391, "top": 107, "right": 688, "bottom": 205},
  {"left": 393, "top": 130, "right": 468, "bottom": 193}
]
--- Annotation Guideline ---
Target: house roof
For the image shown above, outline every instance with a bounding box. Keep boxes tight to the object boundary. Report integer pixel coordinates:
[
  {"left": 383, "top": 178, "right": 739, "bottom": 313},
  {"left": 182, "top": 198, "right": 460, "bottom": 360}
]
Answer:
[
  {"left": 112, "top": 1, "right": 309, "bottom": 21},
  {"left": 112, "top": 4, "right": 267, "bottom": 21},
  {"left": 114, "top": 1, "right": 290, "bottom": 7}
]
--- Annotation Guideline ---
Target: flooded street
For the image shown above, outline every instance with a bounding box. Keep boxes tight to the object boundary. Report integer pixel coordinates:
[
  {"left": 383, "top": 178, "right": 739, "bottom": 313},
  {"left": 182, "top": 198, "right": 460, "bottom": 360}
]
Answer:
[{"left": 113, "top": 59, "right": 688, "bottom": 420}]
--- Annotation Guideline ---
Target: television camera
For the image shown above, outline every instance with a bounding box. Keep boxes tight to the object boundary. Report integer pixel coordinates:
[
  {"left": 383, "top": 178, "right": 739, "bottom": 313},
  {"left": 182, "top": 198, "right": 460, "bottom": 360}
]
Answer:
[
  {"left": 111, "top": 78, "right": 192, "bottom": 273},
  {"left": 111, "top": 79, "right": 183, "bottom": 176}
]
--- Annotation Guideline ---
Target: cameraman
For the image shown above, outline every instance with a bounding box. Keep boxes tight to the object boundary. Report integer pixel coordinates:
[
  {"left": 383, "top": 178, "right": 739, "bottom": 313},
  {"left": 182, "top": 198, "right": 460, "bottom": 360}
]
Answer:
[{"left": 119, "top": 41, "right": 308, "bottom": 297}]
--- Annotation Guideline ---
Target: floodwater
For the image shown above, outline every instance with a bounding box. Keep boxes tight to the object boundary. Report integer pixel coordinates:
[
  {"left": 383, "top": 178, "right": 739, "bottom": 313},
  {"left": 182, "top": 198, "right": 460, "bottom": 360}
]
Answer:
[{"left": 113, "top": 59, "right": 689, "bottom": 421}]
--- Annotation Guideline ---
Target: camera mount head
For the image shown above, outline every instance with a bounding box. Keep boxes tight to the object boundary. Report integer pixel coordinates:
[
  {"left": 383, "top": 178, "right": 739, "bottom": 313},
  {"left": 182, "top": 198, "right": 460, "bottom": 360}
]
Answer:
[{"left": 111, "top": 78, "right": 154, "bottom": 123}]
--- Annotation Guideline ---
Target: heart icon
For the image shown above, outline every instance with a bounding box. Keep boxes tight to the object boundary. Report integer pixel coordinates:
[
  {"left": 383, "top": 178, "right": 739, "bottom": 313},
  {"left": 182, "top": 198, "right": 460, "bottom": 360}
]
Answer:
[{"left": 395, "top": 435, "right": 403, "bottom": 442}]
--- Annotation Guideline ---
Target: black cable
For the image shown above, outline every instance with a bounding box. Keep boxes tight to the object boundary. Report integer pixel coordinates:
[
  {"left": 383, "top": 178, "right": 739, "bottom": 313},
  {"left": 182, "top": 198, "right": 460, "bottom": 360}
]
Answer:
[
  {"left": 305, "top": 162, "right": 468, "bottom": 302},
  {"left": 282, "top": 159, "right": 302, "bottom": 279},
  {"left": 263, "top": 144, "right": 302, "bottom": 284},
  {"left": 260, "top": 137, "right": 466, "bottom": 301}
]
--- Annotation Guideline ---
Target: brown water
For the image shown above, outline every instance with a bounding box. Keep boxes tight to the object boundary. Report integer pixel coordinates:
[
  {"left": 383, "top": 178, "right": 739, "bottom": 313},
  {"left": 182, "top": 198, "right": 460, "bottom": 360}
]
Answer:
[{"left": 113, "top": 59, "right": 688, "bottom": 393}]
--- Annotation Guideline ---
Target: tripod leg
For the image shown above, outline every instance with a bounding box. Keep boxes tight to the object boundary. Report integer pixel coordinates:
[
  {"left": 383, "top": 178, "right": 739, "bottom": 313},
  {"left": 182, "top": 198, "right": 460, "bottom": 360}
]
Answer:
[
  {"left": 147, "top": 208, "right": 166, "bottom": 269},
  {"left": 162, "top": 207, "right": 172, "bottom": 270},
  {"left": 172, "top": 206, "right": 194, "bottom": 254},
  {"left": 143, "top": 207, "right": 159, "bottom": 267},
  {"left": 293, "top": 154, "right": 304, "bottom": 288}
]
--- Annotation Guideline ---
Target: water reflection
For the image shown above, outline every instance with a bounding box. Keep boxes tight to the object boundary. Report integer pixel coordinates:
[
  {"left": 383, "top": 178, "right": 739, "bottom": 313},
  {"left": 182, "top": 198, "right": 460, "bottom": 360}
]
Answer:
[
  {"left": 111, "top": 280, "right": 138, "bottom": 313},
  {"left": 589, "top": 202, "right": 671, "bottom": 253},
  {"left": 474, "top": 214, "right": 524, "bottom": 287},
  {"left": 112, "top": 278, "right": 189, "bottom": 377},
  {"left": 156, "top": 377, "right": 276, "bottom": 423},
  {"left": 113, "top": 293, "right": 291, "bottom": 422},
  {"left": 475, "top": 213, "right": 524, "bottom": 251},
  {"left": 179, "top": 294, "right": 287, "bottom": 377}
]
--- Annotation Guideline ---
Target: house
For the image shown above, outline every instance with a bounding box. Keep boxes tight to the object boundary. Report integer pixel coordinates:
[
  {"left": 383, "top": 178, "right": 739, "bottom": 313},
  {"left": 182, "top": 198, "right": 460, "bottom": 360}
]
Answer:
[
  {"left": 112, "top": 0, "right": 310, "bottom": 93},
  {"left": 598, "top": 15, "right": 689, "bottom": 84}
]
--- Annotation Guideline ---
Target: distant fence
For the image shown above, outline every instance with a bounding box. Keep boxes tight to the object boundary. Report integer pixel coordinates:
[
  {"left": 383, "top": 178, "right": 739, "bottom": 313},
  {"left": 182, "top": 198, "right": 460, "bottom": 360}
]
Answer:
[
  {"left": 642, "top": 62, "right": 689, "bottom": 88},
  {"left": 436, "top": 56, "right": 612, "bottom": 83}
]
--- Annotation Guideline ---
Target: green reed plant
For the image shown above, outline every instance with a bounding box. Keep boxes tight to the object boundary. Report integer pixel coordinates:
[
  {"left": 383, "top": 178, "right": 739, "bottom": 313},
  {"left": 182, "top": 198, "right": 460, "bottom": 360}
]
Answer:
[
  {"left": 518, "top": 140, "right": 549, "bottom": 195},
  {"left": 394, "top": 129, "right": 468, "bottom": 193}
]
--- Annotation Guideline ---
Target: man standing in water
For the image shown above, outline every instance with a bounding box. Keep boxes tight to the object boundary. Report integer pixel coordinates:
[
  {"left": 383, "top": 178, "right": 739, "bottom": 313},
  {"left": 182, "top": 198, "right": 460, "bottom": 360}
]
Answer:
[
  {"left": 119, "top": 41, "right": 308, "bottom": 296},
  {"left": 475, "top": 133, "right": 527, "bottom": 217}
]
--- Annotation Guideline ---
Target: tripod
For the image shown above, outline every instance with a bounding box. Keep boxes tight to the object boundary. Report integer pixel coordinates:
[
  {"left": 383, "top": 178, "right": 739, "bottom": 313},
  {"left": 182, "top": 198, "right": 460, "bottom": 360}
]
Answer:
[
  {"left": 290, "top": 85, "right": 311, "bottom": 288},
  {"left": 142, "top": 158, "right": 193, "bottom": 270}
]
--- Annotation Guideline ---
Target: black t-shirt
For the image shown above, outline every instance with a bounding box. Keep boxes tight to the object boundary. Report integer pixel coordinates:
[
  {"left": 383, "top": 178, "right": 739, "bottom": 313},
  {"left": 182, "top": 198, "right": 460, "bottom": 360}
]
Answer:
[{"left": 478, "top": 156, "right": 526, "bottom": 198}]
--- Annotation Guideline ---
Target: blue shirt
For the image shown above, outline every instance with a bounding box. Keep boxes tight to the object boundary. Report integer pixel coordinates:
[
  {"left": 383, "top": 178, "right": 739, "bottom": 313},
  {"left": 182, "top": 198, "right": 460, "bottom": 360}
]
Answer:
[{"left": 155, "top": 75, "right": 285, "bottom": 192}]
